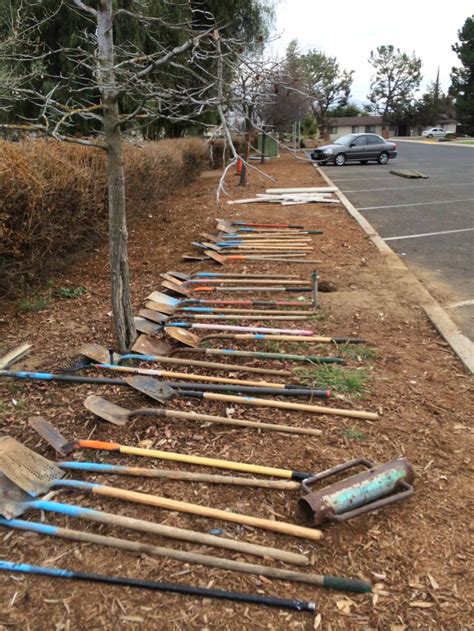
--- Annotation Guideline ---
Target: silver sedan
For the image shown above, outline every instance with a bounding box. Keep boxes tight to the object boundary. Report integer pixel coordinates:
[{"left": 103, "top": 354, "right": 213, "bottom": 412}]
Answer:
[{"left": 311, "top": 133, "right": 397, "bottom": 166}]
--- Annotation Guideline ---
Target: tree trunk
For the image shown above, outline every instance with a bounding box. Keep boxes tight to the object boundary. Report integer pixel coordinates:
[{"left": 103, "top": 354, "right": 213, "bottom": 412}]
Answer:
[{"left": 97, "top": 0, "right": 136, "bottom": 352}]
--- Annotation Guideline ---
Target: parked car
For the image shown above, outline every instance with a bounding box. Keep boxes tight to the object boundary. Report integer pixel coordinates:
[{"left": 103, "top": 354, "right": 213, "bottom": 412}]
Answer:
[
  {"left": 421, "top": 127, "right": 448, "bottom": 138},
  {"left": 310, "top": 133, "right": 397, "bottom": 166}
]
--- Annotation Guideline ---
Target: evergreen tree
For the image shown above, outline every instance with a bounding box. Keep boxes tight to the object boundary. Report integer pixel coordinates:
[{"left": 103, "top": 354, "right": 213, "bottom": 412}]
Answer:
[{"left": 449, "top": 15, "right": 474, "bottom": 132}]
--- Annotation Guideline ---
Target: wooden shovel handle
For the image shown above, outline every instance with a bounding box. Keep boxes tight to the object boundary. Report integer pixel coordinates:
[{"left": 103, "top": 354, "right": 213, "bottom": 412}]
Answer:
[
  {"left": 119, "top": 445, "right": 301, "bottom": 479},
  {"left": 201, "top": 393, "right": 379, "bottom": 421},
  {"left": 92, "top": 485, "right": 323, "bottom": 542}
]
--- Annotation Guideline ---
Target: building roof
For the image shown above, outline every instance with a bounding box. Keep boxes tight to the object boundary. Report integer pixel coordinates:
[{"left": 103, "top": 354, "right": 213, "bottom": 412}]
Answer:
[{"left": 329, "top": 116, "right": 384, "bottom": 126}]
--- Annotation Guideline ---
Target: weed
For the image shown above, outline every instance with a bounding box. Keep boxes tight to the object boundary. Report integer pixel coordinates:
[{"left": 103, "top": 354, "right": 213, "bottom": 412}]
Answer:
[
  {"left": 308, "top": 312, "right": 325, "bottom": 321},
  {"left": 294, "top": 365, "right": 370, "bottom": 397},
  {"left": 54, "top": 285, "right": 87, "bottom": 299},
  {"left": 0, "top": 400, "right": 7, "bottom": 413},
  {"left": 339, "top": 344, "right": 378, "bottom": 362},
  {"left": 18, "top": 296, "right": 52, "bottom": 312},
  {"left": 342, "top": 427, "right": 367, "bottom": 441},
  {"left": 12, "top": 398, "right": 27, "bottom": 410}
]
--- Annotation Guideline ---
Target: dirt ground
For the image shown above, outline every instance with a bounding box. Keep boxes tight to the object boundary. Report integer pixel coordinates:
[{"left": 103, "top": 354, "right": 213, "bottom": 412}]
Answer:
[{"left": 0, "top": 150, "right": 472, "bottom": 630}]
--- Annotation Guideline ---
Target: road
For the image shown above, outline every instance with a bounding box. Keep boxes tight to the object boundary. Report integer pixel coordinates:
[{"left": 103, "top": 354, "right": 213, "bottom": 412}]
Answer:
[{"left": 321, "top": 140, "right": 474, "bottom": 340}]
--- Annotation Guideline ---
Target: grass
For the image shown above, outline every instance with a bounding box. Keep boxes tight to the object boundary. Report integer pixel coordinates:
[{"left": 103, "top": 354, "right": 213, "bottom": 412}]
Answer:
[
  {"left": 294, "top": 365, "right": 370, "bottom": 397},
  {"left": 342, "top": 427, "right": 368, "bottom": 441},
  {"left": 53, "top": 285, "right": 87, "bottom": 299},
  {"left": 0, "top": 400, "right": 7, "bottom": 413},
  {"left": 18, "top": 296, "right": 52, "bottom": 313},
  {"left": 339, "top": 344, "right": 378, "bottom": 362},
  {"left": 17, "top": 284, "right": 87, "bottom": 313}
]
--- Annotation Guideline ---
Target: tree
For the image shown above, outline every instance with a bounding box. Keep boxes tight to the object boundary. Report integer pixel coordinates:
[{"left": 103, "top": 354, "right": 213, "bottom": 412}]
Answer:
[
  {"left": 327, "top": 101, "right": 368, "bottom": 118},
  {"left": 367, "top": 45, "right": 422, "bottom": 123},
  {"left": 414, "top": 78, "right": 455, "bottom": 129},
  {"left": 0, "top": 1, "right": 220, "bottom": 352},
  {"left": 299, "top": 49, "right": 353, "bottom": 135},
  {"left": 450, "top": 15, "right": 474, "bottom": 132}
]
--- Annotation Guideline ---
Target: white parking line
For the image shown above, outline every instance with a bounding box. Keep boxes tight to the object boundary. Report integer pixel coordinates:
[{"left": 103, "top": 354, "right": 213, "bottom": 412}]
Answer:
[
  {"left": 359, "top": 198, "right": 474, "bottom": 210},
  {"left": 343, "top": 183, "right": 473, "bottom": 193},
  {"left": 384, "top": 227, "right": 474, "bottom": 241}
]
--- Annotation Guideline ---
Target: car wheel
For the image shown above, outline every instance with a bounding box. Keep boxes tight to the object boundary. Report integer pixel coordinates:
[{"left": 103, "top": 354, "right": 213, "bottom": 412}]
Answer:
[
  {"left": 377, "top": 152, "right": 389, "bottom": 165},
  {"left": 428, "top": 134, "right": 433, "bottom": 138},
  {"left": 334, "top": 153, "right": 346, "bottom": 166},
  {"left": 360, "top": 160, "right": 368, "bottom": 165}
]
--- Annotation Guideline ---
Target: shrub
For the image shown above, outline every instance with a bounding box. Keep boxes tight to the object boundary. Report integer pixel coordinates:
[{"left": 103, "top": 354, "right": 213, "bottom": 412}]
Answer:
[{"left": 0, "top": 138, "right": 207, "bottom": 296}]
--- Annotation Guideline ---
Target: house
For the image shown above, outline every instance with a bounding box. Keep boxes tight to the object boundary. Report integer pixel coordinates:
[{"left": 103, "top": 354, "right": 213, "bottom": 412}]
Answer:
[{"left": 327, "top": 116, "right": 384, "bottom": 141}]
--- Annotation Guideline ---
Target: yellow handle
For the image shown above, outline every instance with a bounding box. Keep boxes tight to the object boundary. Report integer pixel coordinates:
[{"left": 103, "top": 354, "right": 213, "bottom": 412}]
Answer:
[
  {"left": 99, "top": 365, "right": 283, "bottom": 388},
  {"left": 120, "top": 446, "right": 295, "bottom": 479},
  {"left": 94, "top": 486, "right": 323, "bottom": 542}
]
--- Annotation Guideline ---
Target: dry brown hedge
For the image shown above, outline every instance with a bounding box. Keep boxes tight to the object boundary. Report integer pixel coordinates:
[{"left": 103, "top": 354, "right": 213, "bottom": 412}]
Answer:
[{"left": 0, "top": 138, "right": 207, "bottom": 296}]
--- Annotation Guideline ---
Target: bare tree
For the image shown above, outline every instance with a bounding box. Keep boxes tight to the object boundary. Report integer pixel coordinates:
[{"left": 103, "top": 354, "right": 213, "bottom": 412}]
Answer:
[{"left": 0, "top": 0, "right": 218, "bottom": 351}]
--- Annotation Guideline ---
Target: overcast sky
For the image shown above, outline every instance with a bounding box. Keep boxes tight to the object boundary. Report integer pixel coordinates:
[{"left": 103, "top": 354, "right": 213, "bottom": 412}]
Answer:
[{"left": 271, "top": 1, "right": 473, "bottom": 105}]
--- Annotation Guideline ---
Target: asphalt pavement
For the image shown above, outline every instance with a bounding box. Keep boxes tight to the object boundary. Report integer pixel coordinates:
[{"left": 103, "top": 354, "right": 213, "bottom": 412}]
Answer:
[{"left": 321, "top": 140, "right": 474, "bottom": 340}]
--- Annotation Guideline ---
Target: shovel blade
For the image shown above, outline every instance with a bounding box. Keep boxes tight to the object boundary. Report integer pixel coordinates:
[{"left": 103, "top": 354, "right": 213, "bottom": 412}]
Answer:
[
  {"left": 77, "top": 343, "right": 115, "bottom": 365},
  {"left": 167, "top": 271, "right": 190, "bottom": 281},
  {"left": 0, "top": 473, "right": 33, "bottom": 518},
  {"left": 125, "top": 376, "right": 175, "bottom": 403},
  {"left": 161, "top": 280, "right": 191, "bottom": 296},
  {"left": 131, "top": 335, "right": 174, "bottom": 357},
  {"left": 0, "top": 437, "right": 64, "bottom": 496},
  {"left": 28, "top": 417, "right": 70, "bottom": 456},
  {"left": 204, "top": 250, "right": 225, "bottom": 265},
  {"left": 146, "top": 291, "right": 179, "bottom": 307},
  {"left": 138, "top": 309, "right": 169, "bottom": 325},
  {"left": 165, "top": 327, "right": 200, "bottom": 348},
  {"left": 145, "top": 300, "right": 175, "bottom": 316},
  {"left": 134, "top": 317, "right": 163, "bottom": 336},
  {"left": 84, "top": 395, "right": 130, "bottom": 426}
]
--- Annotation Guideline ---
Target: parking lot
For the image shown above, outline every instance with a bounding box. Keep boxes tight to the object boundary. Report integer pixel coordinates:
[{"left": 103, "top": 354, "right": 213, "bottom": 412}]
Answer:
[{"left": 321, "top": 140, "right": 474, "bottom": 340}]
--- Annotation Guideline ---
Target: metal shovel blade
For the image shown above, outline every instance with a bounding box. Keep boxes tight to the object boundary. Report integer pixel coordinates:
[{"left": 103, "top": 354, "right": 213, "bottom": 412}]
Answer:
[
  {"left": 134, "top": 317, "right": 163, "bottom": 336},
  {"left": 84, "top": 395, "right": 130, "bottom": 426},
  {"left": 166, "top": 271, "right": 190, "bottom": 281},
  {"left": 204, "top": 250, "right": 225, "bottom": 265},
  {"left": 145, "top": 300, "right": 175, "bottom": 315},
  {"left": 0, "top": 437, "right": 64, "bottom": 496},
  {"left": 161, "top": 280, "right": 191, "bottom": 296},
  {"left": 0, "top": 473, "right": 34, "bottom": 518},
  {"left": 125, "top": 376, "right": 175, "bottom": 403},
  {"left": 146, "top": 291, "right": 180, "bottom": 307},
  {"left": 77, "top": 343, "right": 117, "bottom": 365},
  {"left": 165, "top": 327, "right": 200, "bottom": 348},
  {"left": 131, "top": 335, "right": 174, "bottom": 357},
  {"left": 28, "top": 417, "right": 70, "bottom": 456},
  {"left": 138, "top": 309, "right": 169, "bottom": 324}
]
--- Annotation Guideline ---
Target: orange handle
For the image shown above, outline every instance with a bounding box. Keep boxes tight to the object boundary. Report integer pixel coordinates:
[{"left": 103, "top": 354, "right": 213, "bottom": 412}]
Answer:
[{"left": 77, "top": 440, "right": 121, "bottom": 451}]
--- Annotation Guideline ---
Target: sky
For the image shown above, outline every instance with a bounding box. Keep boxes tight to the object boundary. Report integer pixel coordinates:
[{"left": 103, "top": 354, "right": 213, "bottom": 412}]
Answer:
[{"left": 271, "top": 1, "right": 473, "bottom": 105}]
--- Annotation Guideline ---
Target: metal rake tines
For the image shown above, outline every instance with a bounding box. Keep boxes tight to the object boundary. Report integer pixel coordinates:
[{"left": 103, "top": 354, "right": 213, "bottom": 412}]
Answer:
[{"left": 0, "top": 437, "right": 64, "bottom": 496}]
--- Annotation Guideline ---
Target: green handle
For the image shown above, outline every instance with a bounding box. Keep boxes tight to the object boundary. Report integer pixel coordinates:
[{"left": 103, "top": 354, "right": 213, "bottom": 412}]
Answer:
[{"left": 323, "top": 576, "right": 372, "bottom": 593}]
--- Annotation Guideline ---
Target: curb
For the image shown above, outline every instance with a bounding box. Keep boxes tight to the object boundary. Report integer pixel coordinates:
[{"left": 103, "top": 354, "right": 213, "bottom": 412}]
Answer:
[
  {"left": 392, "top": 138, "right": 474, "bottom": 148},
  {"left": 316, "top": 165, "right": 474, "bottom": 374}
]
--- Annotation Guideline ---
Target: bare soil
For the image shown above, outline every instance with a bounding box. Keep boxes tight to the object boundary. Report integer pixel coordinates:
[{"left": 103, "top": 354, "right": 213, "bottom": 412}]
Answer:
[{"left": 0, "top": 151, "right": 472, "bottom": 630}]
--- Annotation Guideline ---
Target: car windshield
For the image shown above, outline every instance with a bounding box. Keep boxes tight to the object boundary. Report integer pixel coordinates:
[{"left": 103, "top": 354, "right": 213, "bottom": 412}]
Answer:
[{"left": 333, "top": 134, "right": 357, "bottom": 145}]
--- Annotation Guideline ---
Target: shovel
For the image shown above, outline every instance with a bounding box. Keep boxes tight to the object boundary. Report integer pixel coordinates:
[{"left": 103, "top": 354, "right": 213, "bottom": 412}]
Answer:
[
  {"left": 171, "top": 345, "right": 344, "bottom": 365},
  {"left": 68, "top": 341, "right": 292, "bottom": 378},
  {"left": 165, "top": 327, "right": 363, "bottom": 348},
  {"left": 0, "top": 559, "right": 318, "bottom": 611},
  {"left": 0, "top": 472, "right": 303, "bottom": 564},
  {"left": 120, "top": 378, "right": 377, "bottom": 421},
  {"left": 204, "top": 250, "right": 322, "bottom": 265},
  {"left": 163, "top": 280, "right": 313, "bottom": 296},
  {"left": 0, "top": 438, "right": 324, "bottom": 542},
  {"left": 0, "top": 369, "right": 331, "bottom": 398},
  {"left": 147, "top": 290, "right": 312, "bottom": 308},
  {"left": 142, "top": 305, "right": 310, "bottom": 321},
  {"left": 82, "top": 394, "right": 323, "bottom": 436}
]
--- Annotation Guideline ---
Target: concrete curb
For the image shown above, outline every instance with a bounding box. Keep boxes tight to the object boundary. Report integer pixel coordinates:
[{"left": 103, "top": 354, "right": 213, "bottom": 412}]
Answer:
[
  {"left": 316, "top": 165, "right": 474, "bottom": 374},
  {"left": 393, "top": 138, "right": 474, "bottom": 148}
]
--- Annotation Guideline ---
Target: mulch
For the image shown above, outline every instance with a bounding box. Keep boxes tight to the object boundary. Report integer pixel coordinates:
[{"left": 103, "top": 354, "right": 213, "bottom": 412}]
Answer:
[{"left": 0, "top": 150, "right": 472, "bottom": 630}]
